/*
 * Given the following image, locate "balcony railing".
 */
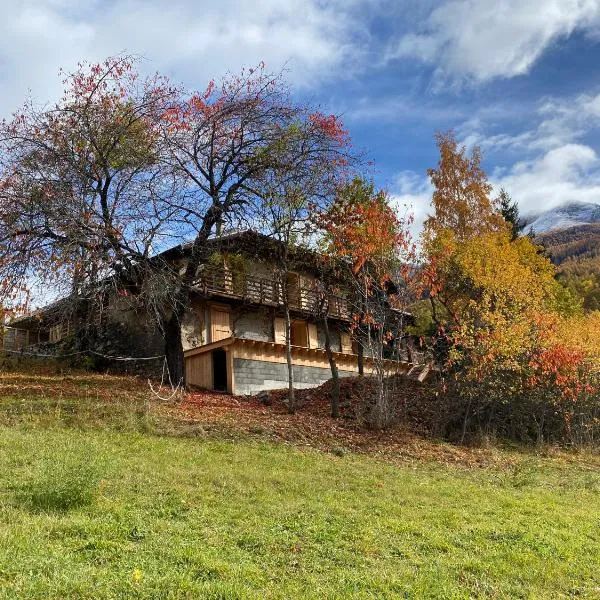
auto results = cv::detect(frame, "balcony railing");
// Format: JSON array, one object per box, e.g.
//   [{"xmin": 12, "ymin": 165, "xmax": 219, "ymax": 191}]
[{"xmin": 193, "ymin": 265, "xmax": 351, "ymax": 320}]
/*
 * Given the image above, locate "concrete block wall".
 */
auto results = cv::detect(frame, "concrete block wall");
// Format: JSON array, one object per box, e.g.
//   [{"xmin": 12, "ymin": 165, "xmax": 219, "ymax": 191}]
[{"xmin": 233, "ymin": 357, "xmax": 355, "ymax": 395}]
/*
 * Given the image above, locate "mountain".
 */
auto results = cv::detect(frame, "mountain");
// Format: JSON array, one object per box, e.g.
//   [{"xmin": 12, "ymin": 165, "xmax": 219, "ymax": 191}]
[
  {"xmin": 522, "ymin": 201, "xmax": 600, "ymax": 235},
  {"xmin": 530, "ymin": 205, "xmax": 600, "ymax": 312}
]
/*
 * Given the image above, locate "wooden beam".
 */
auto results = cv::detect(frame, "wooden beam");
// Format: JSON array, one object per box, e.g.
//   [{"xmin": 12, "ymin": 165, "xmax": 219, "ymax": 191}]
[{"xmin": 184, "ymin": 336, "xmax": 235, "ymax": 358}]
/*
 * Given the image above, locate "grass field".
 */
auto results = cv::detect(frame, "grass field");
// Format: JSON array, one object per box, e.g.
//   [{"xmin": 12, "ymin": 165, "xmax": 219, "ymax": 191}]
[{"xmin": 0, "ymin": 367, "xmax": 599, "ymax": 598}]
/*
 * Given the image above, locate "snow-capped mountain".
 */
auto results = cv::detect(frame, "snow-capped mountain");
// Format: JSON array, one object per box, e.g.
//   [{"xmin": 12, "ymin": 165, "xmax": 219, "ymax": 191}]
[{"xmin": 522, "ymin": 202, "xmax": 600, "ymax": 234}]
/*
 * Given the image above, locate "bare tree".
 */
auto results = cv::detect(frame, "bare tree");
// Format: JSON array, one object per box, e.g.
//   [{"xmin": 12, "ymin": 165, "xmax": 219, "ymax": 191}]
[
  {"xmin": 0, "ymin": 56, "xmax": 183, "ymax": 337},
  {"xmin": 0, "ymin": 58, "xmax": 351, "ymax": 386},
  {"xmin": 154, "ymin": 65, "xmax": 351, "ymax": 384}
]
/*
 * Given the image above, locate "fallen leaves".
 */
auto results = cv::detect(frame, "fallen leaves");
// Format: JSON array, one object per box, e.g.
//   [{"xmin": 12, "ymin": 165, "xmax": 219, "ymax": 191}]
[{"xmin": 2, "ymin": 367, "xmax": 596, "ymax": 471}]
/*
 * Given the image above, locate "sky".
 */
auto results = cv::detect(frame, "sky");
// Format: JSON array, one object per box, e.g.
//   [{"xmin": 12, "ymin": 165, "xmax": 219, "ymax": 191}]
[{"xmin": 3, "ymin": 0, "xmax": 600, "ymax": 232}]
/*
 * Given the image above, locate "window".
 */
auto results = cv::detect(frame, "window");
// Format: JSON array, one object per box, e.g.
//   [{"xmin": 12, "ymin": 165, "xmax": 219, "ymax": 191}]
[
  {"xmin": 49, "ymin": 322, "xmax": 70, "ymax": 343},
  {"xmin": 290, "ymin": 320, "xmax": 308, "ymax": 347},
  {"xmin": 274, "ymin": 318, "xmax": 317, "ymax": 348}
]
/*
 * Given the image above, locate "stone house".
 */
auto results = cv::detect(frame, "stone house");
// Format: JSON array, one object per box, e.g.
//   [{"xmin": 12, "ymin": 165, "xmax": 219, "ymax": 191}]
[{"xmin": 3, "ymin": 231, "xmax": 412, "ymax": 394}]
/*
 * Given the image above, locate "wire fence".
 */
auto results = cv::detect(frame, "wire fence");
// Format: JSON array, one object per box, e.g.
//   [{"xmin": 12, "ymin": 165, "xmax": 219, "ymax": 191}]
[
  {"xmin": 0, "ymin": 347, "xmax": 165, "ymax": 361},
  {"xmin": 0, "ymin": 347, "xmax": 183, "ymax": 400}
]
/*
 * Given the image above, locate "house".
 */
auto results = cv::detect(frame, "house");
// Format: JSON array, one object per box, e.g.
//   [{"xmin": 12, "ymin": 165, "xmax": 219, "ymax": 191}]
[{"xmin": 3, "ymin": 231, "xmax": 413, "ymax": 394}]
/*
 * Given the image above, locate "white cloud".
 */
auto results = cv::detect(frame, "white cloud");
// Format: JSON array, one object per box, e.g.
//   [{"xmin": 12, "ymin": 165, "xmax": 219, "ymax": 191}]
[
  {"xmin": 389, "ymin": 171, "xmax": 434, "ymax": 238},
  {"xmin": 494, "ymin": 144, "xmax": 600, "ymax": 216},
  {"xmin": 459, "ymin": 91, "xmax": 600, "ymax": 154},
  {"xmin": 391, "ymin": 142, "xmax": 600, "ymax": 233},
  {"xmin": 345, "ymin": 95, "xmax": 464, "ymax": 123},
  {"xmin": 389, "ymin": 0, "xmax": 600, "ymax": 84},
  {"xmin": 0, "ymin": 0, "xmax": 370, "ymax": 117},
  {"xmin": 454, "ymin": 90, "xmax": 600, "ymax": 216}
]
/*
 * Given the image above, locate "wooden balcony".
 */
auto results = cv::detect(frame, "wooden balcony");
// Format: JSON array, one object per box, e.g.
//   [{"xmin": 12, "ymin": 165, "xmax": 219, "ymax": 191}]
[{"xmin": 193, "ymin": 265, "xmax": 351, "ymax": 320}]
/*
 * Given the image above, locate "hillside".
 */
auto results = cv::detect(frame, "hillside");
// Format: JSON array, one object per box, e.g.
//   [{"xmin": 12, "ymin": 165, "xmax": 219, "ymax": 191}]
[
  {"xmin": 536, "ymin": 223, "xmax": 600, "ymax": 264},
  {"xmin": 536, "ymin": 224, "xmax": 600, "ymax": 311},
  {"xmin": 0, "ymin": 367, "xmax": 599, "ymax": 598},
  {"xmin": 518, "ymin": 204, "xmax": 600, "ymax": 310}
]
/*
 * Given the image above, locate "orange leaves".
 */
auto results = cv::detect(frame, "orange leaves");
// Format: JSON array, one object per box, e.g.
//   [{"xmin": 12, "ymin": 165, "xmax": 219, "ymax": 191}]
[
  {"xmin": 314, "ymin": 177, "xmax": 416, "ymax": 336},
  {"xmin": 527, "ymin": 343, "xmax": 592, "ymax": 401},
  {"xmin": 424, "ymin": 131, "xmax": 505, "ymax": 246},
  {"xmin": 320, "ymin": 178, "xmax": 414, "ymax": 276}
]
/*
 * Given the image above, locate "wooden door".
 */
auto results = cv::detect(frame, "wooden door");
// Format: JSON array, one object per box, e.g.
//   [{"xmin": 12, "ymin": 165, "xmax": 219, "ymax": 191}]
[
  {"xmin": 211, "ymin": 308, "xmax": 231, "ymax": 342},
  {"xmin": 291, "ymin": 320, "xmax": 308, "ymax": 347}
]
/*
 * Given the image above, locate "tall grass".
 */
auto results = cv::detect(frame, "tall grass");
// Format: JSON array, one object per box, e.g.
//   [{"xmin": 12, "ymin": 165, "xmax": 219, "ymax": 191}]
[{"xmin": 21, "ymin": 457, "xmax": 101, "ymax": 512}]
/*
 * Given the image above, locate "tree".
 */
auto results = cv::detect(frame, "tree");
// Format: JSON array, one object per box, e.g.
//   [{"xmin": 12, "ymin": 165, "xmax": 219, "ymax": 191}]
[
  {"xmin": 424, "ymin": 131, "xmax": 505, "ymax": 244},
  {"xmin": 156, "ymin": 64, "xmax": 351, "ymax": 384},
  {"xmin": 422, "ymin": 132, "xmax": 506, "ymax": 335},
  {"xmin": 258, "ymin": 190, "xmax": 308, "ymax": 414},
  {"xmin": 497, "ymin": 188, "xmax": 522, "ymax": 241},
  {"xmin": 252, "ymin": 114, "xmax": 350, "ymax": 413},
  {"xmin": 0, "ymin": 56, "xmax": 178, "ymax": 336},
  {"xmin": 316, "ymin": 177, "xmax": 415, "ymax": 424}
]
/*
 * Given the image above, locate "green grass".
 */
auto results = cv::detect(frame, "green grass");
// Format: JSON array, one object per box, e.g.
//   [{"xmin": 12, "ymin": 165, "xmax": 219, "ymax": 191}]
[
  {"xmin": 0, "ymin": 429, "xmax": 599, "ymax": 599},
  {"xmin": 0, "ymin": 369, "xmax": 599, "ymax": 598}
]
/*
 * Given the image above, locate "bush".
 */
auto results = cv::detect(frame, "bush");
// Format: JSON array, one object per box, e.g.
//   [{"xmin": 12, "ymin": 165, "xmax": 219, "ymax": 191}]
[{"xmin": 432, "ymin": 364, "xmax": 600, "ymax": 446}]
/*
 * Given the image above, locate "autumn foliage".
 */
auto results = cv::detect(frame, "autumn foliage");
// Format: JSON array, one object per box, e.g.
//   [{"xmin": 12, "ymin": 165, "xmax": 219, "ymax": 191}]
[
  {"xmin": 422, "ymin": 132, "xmax": 600, "ymax": 444},
  {"xmin": 319, "ymin": 178, "xmax": 414, "ymax": 281}
]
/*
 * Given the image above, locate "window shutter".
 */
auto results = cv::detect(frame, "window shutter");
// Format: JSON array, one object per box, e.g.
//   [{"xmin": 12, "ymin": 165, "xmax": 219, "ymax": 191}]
[
  {"xmin": 211, "ymin": 308, "xmax": 231, "ymax": 342},
  {"xmin": 274, "ymin": 317, "xmax": 286, "ymax": 344},
  {"xmin": 340, "ymin": 333, "xmax": 352, "ymax": 354}
]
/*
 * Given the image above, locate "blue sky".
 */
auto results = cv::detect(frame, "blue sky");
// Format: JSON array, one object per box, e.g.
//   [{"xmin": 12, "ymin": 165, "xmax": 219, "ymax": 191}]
[{"xmin": 3, "ymin": 0, "xmax": 600, "ymax": 230}]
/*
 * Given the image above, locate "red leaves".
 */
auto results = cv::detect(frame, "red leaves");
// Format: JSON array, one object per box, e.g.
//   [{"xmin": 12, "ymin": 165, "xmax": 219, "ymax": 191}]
[
  {"xmin": 528, "ymin": 343, "xmax": 595, "ymax": 401},
  {"xmin": 309, "ymin": 112, "xmax": 349, "ymax": 144},
  {"xmin": 319, "ymin": 180, "xmax": 415, "ymax": 280}
]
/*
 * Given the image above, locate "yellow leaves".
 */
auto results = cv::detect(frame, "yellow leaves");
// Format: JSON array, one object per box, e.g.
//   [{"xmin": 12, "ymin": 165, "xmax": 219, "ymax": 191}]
[
  {"xmin": 553, "ymin": 311, "xmax": 600, "ymax": 373},
  {"xmin": 421, "ymin": 133, "xmax": 599, "ymax": 404},
  {"xmin": 437, "ymin": 229, "xmax": 590, "ymax": 385}
]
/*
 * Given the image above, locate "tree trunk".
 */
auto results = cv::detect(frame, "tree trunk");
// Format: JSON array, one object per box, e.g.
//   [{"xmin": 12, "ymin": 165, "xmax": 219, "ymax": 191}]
[
  {"xmin": 357, "ymin": 340, "xmax": 364, "ymax": 376},
  {"xmin": 162, "ymin": 205, "xmax": 220, "ymax": 388},
  {"xmin": 322, "ymin": 315, "xmax": 340, "ymax": 418},
  {"xmin": 164, "ymin": 311, "xmax": 185, "ymax": 387},
  {"xmin": 284, "ymin": 304, "xmax": 295, "ymax": 413}
]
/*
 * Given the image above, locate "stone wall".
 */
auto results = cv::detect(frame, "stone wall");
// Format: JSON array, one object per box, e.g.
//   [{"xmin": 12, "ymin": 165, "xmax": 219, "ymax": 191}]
[
  {"xmin": 233, "ymin": 357, "xmax": 355, "ymax": 395},
  {"xmin": 316, "ymin": 325, "xmax": 342, "ymax": 352},
  {"xmin": 232, "ymin": 308, "xmax": 272, "ymax": 342},
  {"xmin": 181, "ymin": 299, "xmax": 207, "ymax": 350}
]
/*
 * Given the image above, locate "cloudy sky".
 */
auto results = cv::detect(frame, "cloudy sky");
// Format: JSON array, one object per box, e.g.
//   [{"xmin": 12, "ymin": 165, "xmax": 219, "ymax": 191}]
[{"xmin": 3, "ymin": 0, "xmax": 600, "ymax": 227}]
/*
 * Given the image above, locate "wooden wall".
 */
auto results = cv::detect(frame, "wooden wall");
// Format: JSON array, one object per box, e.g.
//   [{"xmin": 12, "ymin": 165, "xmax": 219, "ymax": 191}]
[{"xmin": 185, "ymin": 351, "xmax": 213, "ymax": 389}]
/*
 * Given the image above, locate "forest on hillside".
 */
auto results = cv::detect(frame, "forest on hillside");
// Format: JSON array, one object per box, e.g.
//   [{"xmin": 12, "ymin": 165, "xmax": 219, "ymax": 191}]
[{"xmin": 538, "ymin": 225, "xmax": 600, "ymax": 311}]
